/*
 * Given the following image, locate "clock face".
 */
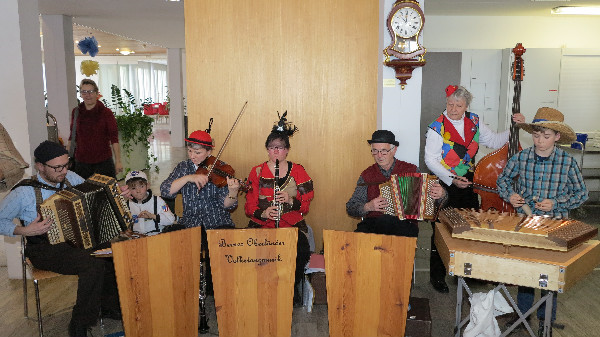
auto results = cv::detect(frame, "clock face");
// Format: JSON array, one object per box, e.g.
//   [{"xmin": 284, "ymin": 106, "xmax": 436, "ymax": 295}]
[{"xmin": 391, "ymin": 7, "xmax": 422, "ymax": 38}]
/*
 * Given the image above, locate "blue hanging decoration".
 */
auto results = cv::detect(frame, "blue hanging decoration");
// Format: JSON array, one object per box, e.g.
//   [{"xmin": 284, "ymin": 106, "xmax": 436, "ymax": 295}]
[{"xmin": 77, "ymin": 36, "xmax": 99, "ymax": 57}]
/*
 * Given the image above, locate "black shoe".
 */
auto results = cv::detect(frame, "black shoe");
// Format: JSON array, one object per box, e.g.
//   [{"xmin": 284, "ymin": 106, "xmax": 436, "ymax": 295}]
[
  {"xmin": 68, "ymin": 321, "xmax": 88, "ymax": 337},
  {"xmin": 101, "ymin": 309, "xmax": 122, "ymax": 321},
  {"xmin": 293, "ymin": 289, "xmax": 303, "ymax": 307},
  {"xmin": 430, "ymin": 279, "xmax": 449, "ymax": 293}
]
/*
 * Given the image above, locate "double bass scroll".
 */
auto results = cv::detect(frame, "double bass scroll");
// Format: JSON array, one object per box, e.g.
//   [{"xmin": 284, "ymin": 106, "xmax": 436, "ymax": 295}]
[{"xmin": 473, "ymin": 43, "xmax": 526, "ymax": 212}]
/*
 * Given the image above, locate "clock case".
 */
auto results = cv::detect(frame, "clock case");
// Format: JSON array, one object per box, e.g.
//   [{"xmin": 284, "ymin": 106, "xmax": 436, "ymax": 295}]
[{"xmin": 383, "ymin": 0, "xmax": 426, "ymax": 61}]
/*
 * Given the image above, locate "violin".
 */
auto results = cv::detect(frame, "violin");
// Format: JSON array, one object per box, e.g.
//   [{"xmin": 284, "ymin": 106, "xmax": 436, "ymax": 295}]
[
  {"xmin": 193, "ymin": 101, "xmax": 249, "ymax": 191},
  {"xmin": 195, "ymin": 155, "xmax": 250, "ymax": 192}
]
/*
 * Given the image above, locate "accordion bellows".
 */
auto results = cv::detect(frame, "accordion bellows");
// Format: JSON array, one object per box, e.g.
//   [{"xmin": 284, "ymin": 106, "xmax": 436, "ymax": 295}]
[
  {"xmin": 379, "ymin": 173, "xmax": 439, "ymax": 221},
  {"xmin": 40, "ymin": 174, "xmax": 133, "ymax": 249}
]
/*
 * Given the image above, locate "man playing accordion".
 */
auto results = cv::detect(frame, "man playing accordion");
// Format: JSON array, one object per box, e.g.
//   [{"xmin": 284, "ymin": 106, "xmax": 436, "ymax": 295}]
[
  {"xmin": 0, "ymin": 141, "xmax": 128, "ymax": 337},
  {"xmin": 347, "ymin": 130, "xmax": 447, "ymax": 237}
]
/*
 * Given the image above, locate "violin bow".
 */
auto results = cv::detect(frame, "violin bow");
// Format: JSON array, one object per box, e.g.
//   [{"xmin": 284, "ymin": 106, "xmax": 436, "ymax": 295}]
[
  {"xmin": 450, "ymin": 175, "xmax": 499, "ymax": 194},
  {"xmin": 206, "ymin": 101, "xmax": 248, "ymax": 177}
]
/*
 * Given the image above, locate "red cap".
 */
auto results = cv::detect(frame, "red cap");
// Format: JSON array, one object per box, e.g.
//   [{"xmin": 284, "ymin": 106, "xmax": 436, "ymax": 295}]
[
  {"xmin": 185, "ymin": 130, "xmax": 214, "ymax": 147},
  {"xmin": 445, "ymin": 85, "xmax": 458, "ymax": 97}
]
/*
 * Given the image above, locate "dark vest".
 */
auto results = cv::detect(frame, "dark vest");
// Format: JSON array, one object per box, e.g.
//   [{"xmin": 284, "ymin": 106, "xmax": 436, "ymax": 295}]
[{"xmin": 361, "ymin": 159, "xmax": 418, "ymax": 218}]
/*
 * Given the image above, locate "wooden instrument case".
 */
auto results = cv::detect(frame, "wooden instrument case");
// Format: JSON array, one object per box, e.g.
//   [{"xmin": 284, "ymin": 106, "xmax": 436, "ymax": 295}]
[{"xmin": 435, "ymin": 223, "xmax": 600, "ymax": 293}]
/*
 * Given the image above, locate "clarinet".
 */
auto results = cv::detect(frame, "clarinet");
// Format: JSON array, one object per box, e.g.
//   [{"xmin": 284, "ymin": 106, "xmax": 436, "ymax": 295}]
[
  {"xmin": 273, "ymin": 159, "xmax": 282, "ymax": 228},
  {"xmin": 198, "ymin": 242, "xmax": 209, "ymax": 333}
]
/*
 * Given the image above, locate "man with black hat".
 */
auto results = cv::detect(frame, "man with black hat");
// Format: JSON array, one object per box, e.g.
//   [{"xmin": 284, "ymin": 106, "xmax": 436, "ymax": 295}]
[
  {"xmin": 346, "ymin": 130, "xmax": 447, "ymax": 237},
  {"xmin": 0, "ymin": 141, "xmax": 123, "ymax": 337}
]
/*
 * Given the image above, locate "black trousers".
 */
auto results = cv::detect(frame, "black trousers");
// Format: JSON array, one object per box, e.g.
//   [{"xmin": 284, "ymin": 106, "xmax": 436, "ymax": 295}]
[
  {"xmin": 296, "ymin": 231, "xmax": 311, "ymax": 286},
  {"xmin": 430, "ymin": 172, "xmax": 480, "ymax": 281},
  {"xmin": 355, "ymin": 215, "xmax": 419, "ymax": 238},
  {"xmin": 25, "ymin": 242, "xmax": 120, "ymax": 328},
  {"xmin": 73, "ymin": 158, "xmax": 116, "ymax": 180}
]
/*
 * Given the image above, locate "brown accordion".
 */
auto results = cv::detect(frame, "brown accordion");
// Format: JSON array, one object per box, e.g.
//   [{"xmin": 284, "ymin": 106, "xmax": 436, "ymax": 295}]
[
  {"xmin": 40, "ymin": 174, "xmax": 133, "ymax": 249},
  {"xmin": 379, "ymin": 173, "xmax": 439, "ymax": 221}
]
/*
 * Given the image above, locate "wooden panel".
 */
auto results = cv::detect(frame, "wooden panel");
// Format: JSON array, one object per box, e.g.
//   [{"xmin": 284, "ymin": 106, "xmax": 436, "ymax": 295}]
[
  {"xmin": 184, "ymin": 0, "xmax": 379, "ymax": 250},
  {"xmin": 112, "ymin": 227, "xmax": 201, "ymax": 337},
  {"xmin": 435, "ymin": 223, "xmax": 600, "ymax": 292},
  {"xmin": 207, "ymin": 228, "xmax": 298, "ymax": 337},
  {"xmin": 323, "ymin": 230, "xmax": 417, "ymax": 337}
]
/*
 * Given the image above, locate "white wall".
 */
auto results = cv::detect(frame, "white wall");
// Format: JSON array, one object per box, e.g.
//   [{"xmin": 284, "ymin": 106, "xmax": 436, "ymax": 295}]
[
  {"xmin": 74, "ymin": 54, "xmax": 167, "ymax": 89},
  {"xmin": 427, "ymin": 16, "xmax": 600, "ymax": 50}
]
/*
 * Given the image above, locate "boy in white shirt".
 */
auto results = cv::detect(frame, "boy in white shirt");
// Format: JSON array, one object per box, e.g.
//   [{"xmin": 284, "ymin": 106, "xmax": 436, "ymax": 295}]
[{"xmin": 126, "ymin": 170, "xmax": 175, "ymax": 235}]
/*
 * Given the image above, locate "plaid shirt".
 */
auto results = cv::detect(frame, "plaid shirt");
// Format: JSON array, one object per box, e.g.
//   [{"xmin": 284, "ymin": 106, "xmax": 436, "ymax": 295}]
[
  {"xmin": 160, "ymin": 160, "xmax": 236, "ymax": 229},
  {"xmin": 497, "ymin": 146, "xmax": 588, "ymax": 219}
]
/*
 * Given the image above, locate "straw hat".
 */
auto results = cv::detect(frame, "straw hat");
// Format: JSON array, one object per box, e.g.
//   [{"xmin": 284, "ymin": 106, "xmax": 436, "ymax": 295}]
[{"xmin": 517, "ymin": 107, "xmax": 576, "ymax": 144}]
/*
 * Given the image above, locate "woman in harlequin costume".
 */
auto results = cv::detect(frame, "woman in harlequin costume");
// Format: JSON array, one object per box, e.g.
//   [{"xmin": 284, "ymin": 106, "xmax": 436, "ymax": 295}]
[
  {"xmin": 423, "ymin": 85, "xmax": 525, "ymax": 294},
  {"xmin": 244, "ymin": 111, "xmax": 313, "ymax": 306}
]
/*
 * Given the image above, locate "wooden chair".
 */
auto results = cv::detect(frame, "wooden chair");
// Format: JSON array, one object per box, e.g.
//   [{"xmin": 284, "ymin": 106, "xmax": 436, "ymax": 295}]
[{"xmin": 21, "ymin": 236, "xmax": 70, "ymax": 337}]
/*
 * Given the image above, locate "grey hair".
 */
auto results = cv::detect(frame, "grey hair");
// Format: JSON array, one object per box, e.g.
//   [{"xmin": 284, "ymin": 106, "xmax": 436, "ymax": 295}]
[
  {"xmin": 186, "ymin": 142, "xmax": 212, "ymax": 151},
  {"xmin": 447, "ymin": 85, "xmax": 473, "ymax": 107}
]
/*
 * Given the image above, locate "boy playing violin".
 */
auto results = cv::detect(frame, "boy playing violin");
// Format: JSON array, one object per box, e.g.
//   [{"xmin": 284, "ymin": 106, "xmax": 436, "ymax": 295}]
[
  {"xmin": 160, "ymin": 127, "xmax": 240, "ymax": 296},
  {"xmin": 160, "ymin": 128, "xmax": 240, "ymax": 229}
]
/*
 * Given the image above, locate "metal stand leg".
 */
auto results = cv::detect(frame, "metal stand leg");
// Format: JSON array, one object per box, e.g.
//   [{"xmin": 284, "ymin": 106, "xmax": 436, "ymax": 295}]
[
  {"xmin": 455, "ymin": 277, "xmax": 463, "ymax": 337},
  {"xmin": 542, "ymin": 291, "xmax": 554, "ymax": 337},
  {"xmin": 34, "ymin": 279, "xmax": 43, "ymax": 337},
  {"xmin": 453, "ymin": 278, "xmax": 555, "ymax": 337},
  {"xmin": 23, "ymin": 263, "xmax": 28, "ymax": 318},
  {"xmin": 454, "ymin": 277, "xmax": 473, "ymax": 337}
]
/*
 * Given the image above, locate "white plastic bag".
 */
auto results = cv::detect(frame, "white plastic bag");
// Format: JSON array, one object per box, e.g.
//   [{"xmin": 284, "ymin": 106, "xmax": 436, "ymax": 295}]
[{"xmin": 463, "ymin": 289, "xmax": 514, "ymax": 337}]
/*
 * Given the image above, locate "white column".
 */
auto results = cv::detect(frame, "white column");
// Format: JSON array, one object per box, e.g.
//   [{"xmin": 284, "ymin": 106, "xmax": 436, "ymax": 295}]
[
  {"xmin": 0, "ymin": 0, "xmax": 46, "ymax": 279},
  {"xmin": 41, "ymin": 15, "xmax": 78, "ymax": 143},
  {"xmin": 168, "ymin": 48, "xmax": 185, "ymax": 147},
  {"xmin": 380, "ymin": 0, "xmax": 424, "ymax": 165}
]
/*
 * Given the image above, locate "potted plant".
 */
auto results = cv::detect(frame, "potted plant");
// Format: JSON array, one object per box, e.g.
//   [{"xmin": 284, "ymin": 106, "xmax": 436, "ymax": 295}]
[{"xmin": 104, "ymin": 85, "xmax": 157, "ymax": 180}]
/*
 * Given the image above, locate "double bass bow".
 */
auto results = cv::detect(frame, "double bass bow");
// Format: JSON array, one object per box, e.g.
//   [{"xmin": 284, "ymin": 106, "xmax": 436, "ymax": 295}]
[
  {"xmin": 473, "ymin": 43, "xmax": 526, "ymax": 212},
  {"xmin": 195, "ymin": 101, "xmax": 251, "ymax": 191}
]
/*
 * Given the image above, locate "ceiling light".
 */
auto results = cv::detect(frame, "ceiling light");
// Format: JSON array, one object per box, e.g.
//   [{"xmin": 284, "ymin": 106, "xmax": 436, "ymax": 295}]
[{"xmin": 551, "ymin": 6, "xmax": 600, "ymax": 15}]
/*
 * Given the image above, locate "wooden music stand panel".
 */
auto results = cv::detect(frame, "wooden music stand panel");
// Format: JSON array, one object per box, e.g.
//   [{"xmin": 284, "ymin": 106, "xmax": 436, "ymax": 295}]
[
  {"xmin": 112, "ymin": 227, "xmax": 201, "ymax": 337},
  {"xmin": 207, "ymin": 228, "xmax": 298, "ymax": 337},
  {"xmin": 323, "ymin": 230, "xmax": 417, "ymax": 337},
  {"xmin": 435, "ymin": 223, "xmax": 600, "ymax": 292}
]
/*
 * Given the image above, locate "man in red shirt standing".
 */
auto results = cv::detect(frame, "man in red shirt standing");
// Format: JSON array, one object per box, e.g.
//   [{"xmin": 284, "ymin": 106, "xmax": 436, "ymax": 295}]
[{"xmin": 69, "ymin": 79, "xmax": 122, "ymax": 179}]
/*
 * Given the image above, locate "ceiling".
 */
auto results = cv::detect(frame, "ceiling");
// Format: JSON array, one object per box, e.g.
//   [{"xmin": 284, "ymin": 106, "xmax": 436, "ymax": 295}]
[{"xmin": 37, "ymin": 0, "xmax": 600, "ymax": 57}]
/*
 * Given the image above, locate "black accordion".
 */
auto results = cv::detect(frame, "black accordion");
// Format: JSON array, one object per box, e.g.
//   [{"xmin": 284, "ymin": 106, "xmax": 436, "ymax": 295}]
[{"xmin": 40, "ymin": 174, "xmax": 133, "ymax": 249}]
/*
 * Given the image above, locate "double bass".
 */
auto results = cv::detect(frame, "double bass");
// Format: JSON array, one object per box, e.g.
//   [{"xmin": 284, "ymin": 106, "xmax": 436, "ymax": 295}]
[{"xmin": 473, "ymin": 43, "xmax": 526, "ymax": 212}]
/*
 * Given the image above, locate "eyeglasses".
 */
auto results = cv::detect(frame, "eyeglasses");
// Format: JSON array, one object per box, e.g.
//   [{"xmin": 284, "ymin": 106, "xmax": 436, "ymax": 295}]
[
  {"xmin": 267, "ymin": 146, "xmax": 286, "ymax": 151},
  {"xmin": 371, "ymin": 148, "xmax": 393, "ymax": 155},
  {"xmin": 80, "ymin": 90, "xmax": 97, "ymax": 95},
  {"xmin": 43, "ymin": 162, "xmax": 71, "ymax": 172}
]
